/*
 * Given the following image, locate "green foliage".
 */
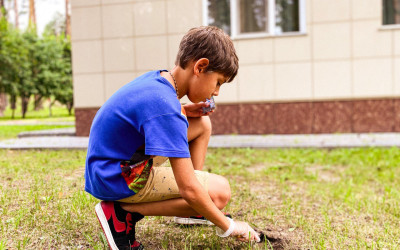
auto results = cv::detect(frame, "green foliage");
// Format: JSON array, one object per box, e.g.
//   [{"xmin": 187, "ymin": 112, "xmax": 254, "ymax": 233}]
[
  {"xmin": 0, "ymin": 17, "xmax": 73, "ymax": 118},
  {"xmin": 43, "ymin": 12, "xmax": 66, "ymax": 37},
  {"xmin": 53, "ymin": 34, "xmax": 73, "ymax": 115}
]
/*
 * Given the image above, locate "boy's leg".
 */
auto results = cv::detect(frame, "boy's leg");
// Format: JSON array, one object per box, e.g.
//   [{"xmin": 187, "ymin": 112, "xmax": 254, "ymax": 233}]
[
  {"xmin": 95, "ymin": 166, "xmax": 231, "ymax": 250},
  {"xmin": 175, "ymin": 116, "xmax": 232, "ymax": 224},
  {"xmin": 187, "ymin": 116, "xmax": 212, "ymax": 170},
  {"xmin": 97, "ymin": 116, "xmax": 219, "ymax": 248},
  {"xmin": 120, "ymin": 171, "xmax": 230, "ymax": 216}
]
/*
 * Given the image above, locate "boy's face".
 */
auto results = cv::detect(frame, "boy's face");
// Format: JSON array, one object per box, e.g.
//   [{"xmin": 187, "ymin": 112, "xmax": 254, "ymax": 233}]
[{"xmin": 187, "ymin": 71, "xmax": 227, "ymax": 103}]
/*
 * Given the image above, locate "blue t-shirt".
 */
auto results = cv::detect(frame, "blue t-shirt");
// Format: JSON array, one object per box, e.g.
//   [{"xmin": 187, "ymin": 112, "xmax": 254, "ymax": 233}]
[{"xmin": 85, "ymin": 70, "xmax": 190, "ymax": 200}]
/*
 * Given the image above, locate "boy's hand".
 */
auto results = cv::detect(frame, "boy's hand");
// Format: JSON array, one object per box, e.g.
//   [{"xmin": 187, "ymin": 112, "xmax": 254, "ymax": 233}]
[
  {"xmin": 231, "ymin": 221, "xmax": 261, "ymax": 242},
  {"xmin": 183, "ymin": 102, "xmax": 214, "ymax": 117}
]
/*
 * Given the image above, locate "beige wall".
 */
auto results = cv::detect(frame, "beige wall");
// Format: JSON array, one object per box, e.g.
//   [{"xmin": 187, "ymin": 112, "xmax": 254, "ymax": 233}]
[
  {"xmin": 71, "ymin": 0, "xmax": 203, "ymax": 108},
  {"xmin": 71, "ymin": 0, "xmax": 400, "ymax": 108}
]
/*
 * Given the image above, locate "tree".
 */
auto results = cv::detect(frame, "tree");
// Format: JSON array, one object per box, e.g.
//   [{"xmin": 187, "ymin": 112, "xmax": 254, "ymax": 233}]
[
  {"xmin": 35, "ymin": 33, "xmax": 62, "ymax": 116},
  {"xmin": 0, "ymin": 0, "xmax": 4, "ymax": 16},
  {"xmin": 30, "ymin": 28, "xmax": 73, "ymax": 116},
  {"xmin": 0, "ymin": 12, "xmax": 74, "ymax": 118},
  {"xmin": 0, "ymin": 0, "xmax": 5, "ymax": 15},
  {"xmin": 28, "ymin": 0, "xmax": 35, "ymax": 30},
  {"xmin": 65, "ymin": 0, "xmax": 70, "ymax": 36},
  {"xmin": 43, "ymin": 12, "xmax": 65, "ymax": 36},
  {"xmin": 54, "ymin": 34, "xmax": 73, "ymax": 115},
  {"xmin": 0, "ymin": 21, "xmax": 34, "ymax": 118},
  {"xmin": 17, "ymin": 29, "xmax": 36, "ymax": 118},
  {"xmin": 0, "ymin": 16, "xmax": 8, "ymax": 116},
  {"xmin": 14, "ymin": 0, "xmax": 19, "ymax": 28},
  {"xmin": 43, "ymin": 14, "xmax": 73, "ymax": 115}
]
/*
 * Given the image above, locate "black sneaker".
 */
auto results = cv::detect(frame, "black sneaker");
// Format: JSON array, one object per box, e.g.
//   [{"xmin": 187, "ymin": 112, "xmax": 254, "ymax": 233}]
[
  {"xmin": 174, "ymin": 213, "xmax": 232, "ymax": 225},
  {"xmin": 95, "ymin": 201, "xmax": 144, "ymax": 250}
]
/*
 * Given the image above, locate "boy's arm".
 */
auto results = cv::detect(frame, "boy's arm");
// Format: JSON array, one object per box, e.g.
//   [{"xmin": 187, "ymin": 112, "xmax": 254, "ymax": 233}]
[
  {"xmin": 183, "ymin": 102, "xmax": 214, "ymax": 117},
  {"xmin": 169, "ymin": 157, "xmax": 230, "ymax": 231}
]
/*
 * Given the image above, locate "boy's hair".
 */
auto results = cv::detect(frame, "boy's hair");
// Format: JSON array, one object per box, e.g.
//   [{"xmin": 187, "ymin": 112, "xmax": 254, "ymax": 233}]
[{"xmin": 175, "ymin": 26, "xmax": 239, "ymax": 82}]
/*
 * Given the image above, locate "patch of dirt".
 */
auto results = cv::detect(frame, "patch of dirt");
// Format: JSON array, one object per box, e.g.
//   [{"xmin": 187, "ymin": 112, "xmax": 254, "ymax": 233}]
[
  {"xmin": 257, "ymin": 228, "xmax": 288, "ymax": 249},
  {"xmin": 246, "ymin": 162, "xmax": 289, "ymax": 174},
  {"xmin": 244, "ymin": 180, "xmax": 311, "ymax": 249},
  {"xmin": 64, "ymin": 167, "xmax": 85, "ymax": 180},
  {"xmin": 306, "ymin": 165, "xmax": 342, "ymax": 183},
  {"xmin": 254, "ymin": 224, "xmax": 308, "ymax": 250},
  {"xmin": 246, "ymin": 164, "xmax": 266, "ymax": 174}
]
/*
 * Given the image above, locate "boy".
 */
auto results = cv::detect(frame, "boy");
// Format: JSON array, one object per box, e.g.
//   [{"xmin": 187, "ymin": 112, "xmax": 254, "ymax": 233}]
[{"xmin": 85, "ymin": 26, "xmax": 260, "ymax": 250}]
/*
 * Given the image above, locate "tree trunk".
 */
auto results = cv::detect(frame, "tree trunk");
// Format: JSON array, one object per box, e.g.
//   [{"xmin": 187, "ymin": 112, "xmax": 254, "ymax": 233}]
[
  {"xmin": 65, "ymin": 0, "xmax": 71, "ymax": 36},
  {"xmin": 21, "ymin": 96, "xmax": 30, "ymax": 118},
  {"xmin": 34, "ymin": 94, "xmax": 43, "ymax": 110},
  {"xmin": 49, "ymin": 98, "xmax": 56, "ymax": 117},
  {"xmin": 14, "ymin": 0, "xmax": 19, "ymax": 28},
  {"xmin": 67, "ymin": 102, "xmax": 73, "ymax": 115},
  {"xmin": 29, "ymin": 0, "xmax": 36, "ymax": 31},
  {"xmin": 0, "ymin": 93, "xmax": 7, "ymax": 117},
  {"xmin": 10, "ymin": 95, "xmax": 16, "ymax": 119},
  {"xmin": 0, "ymin": 0, "xmax": 4, "ymax": 18}
]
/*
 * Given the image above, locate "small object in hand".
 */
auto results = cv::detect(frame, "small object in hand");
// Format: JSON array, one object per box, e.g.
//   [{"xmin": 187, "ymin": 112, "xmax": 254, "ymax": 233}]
[{"xmin": 202, "ymin": 96, "xmax": 216, "ymax": 114}]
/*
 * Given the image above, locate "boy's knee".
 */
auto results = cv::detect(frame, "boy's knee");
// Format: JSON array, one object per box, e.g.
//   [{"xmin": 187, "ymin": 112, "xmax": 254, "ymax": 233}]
[
  {"xmin": 188, "ymin": 116, "xmax": 212, "ymax": 142},
  {"xmin": 208, "ymin": 174, "xmax": 231, "ymax": 210},
  {"xmin": 200, "ymin": 116, "xmax": 212, "ymax": 136}
]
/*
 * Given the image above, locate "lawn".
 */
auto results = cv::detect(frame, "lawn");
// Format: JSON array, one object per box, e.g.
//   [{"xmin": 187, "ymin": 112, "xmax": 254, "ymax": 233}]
[
  {"xmin": 0, "ymin": 101, "xmax": 75, "ymax": 141},
  {"xmin": 0, "ymin": 100, "xmax": 74, "ymax": 121},
  {"xmin": 0, "ymin": 148, "xmax": 399, "ymax": 249},
  {"xmin": 0, "ymin": 124, "xmax": 74, "ymax": 141}
]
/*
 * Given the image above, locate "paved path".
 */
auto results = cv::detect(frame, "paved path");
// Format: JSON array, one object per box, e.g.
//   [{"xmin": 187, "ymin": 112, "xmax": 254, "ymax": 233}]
[
  {"xmin": 1, "ymin": 131, "xmax": 400, "ymax": 150},
  {"xmin": 0, "ymin": 136, "xmax": 89, "ymax": 149},
  {"xmin": 18, "ymin": 128, "xmax": 75, "ymax": 138}
]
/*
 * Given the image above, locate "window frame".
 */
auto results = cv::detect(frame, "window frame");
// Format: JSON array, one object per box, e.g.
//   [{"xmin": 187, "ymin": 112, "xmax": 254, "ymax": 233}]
[{"xmin": 202, "ymin": 0, "xmax": 307, "ymax": 39}]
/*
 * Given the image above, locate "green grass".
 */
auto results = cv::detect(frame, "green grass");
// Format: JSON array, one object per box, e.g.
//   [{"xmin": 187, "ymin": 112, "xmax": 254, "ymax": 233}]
[
  {"xmin": 1, "ymin": 148, "xmax": 400, "ymax": 249},
  {"xmin": 0, "ymin": 125, "xmax": 74, "ymax": 140},
  {"xmin": 0, "ymin": 98, "xmax": 74, "ymax": 121},
  {"xmin": 0, "ymin": 98, "xmax": 75, "ymax": 140}
]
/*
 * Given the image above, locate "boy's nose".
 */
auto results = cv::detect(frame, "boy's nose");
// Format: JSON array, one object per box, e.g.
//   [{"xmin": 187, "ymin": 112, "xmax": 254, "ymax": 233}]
[{"xmin": 213, "ymin": 86, "xmax": 220, "ymax": 96}]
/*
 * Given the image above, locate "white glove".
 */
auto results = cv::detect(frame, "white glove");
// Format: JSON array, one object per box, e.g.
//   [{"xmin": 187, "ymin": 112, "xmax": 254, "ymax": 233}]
[{"xmin": 216, "ymin": 218, "xmax": 260, "ymax": 242}]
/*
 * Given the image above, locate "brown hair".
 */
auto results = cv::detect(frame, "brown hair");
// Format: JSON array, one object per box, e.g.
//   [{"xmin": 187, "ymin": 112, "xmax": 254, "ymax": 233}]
[{"xmin": 175, "ymin": 26, "xmax": 239, "ymax": 82}]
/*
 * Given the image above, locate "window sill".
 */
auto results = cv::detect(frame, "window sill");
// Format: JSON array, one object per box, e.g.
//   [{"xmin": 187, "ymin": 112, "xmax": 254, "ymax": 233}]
[
  {"xmin": 232, "ymin": 32, "xmax": 307, "ymax": 40},
  {"xmin": 379, "ymin": 24, "xmax": 400, "ymax": 30}
]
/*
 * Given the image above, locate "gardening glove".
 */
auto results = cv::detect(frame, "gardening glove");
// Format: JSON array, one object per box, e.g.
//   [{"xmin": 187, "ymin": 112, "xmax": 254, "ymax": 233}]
[{"xmin": 216, "ymin": 218, "xmax": 261, "ymax": 242}]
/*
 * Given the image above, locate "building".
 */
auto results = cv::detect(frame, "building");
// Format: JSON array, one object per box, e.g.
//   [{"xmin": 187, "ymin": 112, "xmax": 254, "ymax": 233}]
[{"xmin": 71, "ymin": 0, "xmax": 400, "ymax": 136}]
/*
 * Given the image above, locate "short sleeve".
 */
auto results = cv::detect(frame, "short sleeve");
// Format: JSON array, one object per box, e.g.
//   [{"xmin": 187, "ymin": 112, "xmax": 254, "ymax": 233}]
[{"xmin": 142, "ymin": 113, "xmax": 190, "ymax": 158}]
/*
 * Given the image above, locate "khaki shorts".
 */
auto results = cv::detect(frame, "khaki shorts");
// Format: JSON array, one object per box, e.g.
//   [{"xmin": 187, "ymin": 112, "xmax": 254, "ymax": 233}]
[{"xmin": 118, "ymin": 166, "xmax": 209, "ymax": 203}]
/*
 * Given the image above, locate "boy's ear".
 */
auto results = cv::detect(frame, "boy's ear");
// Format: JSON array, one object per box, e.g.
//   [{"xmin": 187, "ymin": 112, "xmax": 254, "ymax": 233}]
[{"xmin": 194, "ymin": 58, "xmax": 209, "ymax": 75}]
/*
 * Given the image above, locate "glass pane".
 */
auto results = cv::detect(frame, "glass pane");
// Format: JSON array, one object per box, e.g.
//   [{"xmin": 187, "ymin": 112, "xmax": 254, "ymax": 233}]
[
  {"xmin": 207, "ymin": 0, "xmax": 231, "ymax": 35},
  {"xmin": 383, "ymin": 0, "xmax": 400, "ymax": 25},
  {"xmin": 275, "ymin": 0, "xmax": 299, "ymax": 33},
  {"xmin": 239, "ymin": 0, "xmax": 268, "ymax": 34}
]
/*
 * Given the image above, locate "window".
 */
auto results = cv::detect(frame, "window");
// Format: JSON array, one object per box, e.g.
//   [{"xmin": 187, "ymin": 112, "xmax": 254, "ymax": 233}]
[
  {"xmin": 206, "ymin": 0, "xmax": 231, "ymax": 35},
  {"xmin": 239, "ymin": 0, "xmax": 268, "ymax": 33},
  {"xmin": 383, "ymin": 0, "xmax": 400, "ymax": 25},
  {"xmin": 203, "ymin": 0, "xmax": 306, "ymax": 39}
]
